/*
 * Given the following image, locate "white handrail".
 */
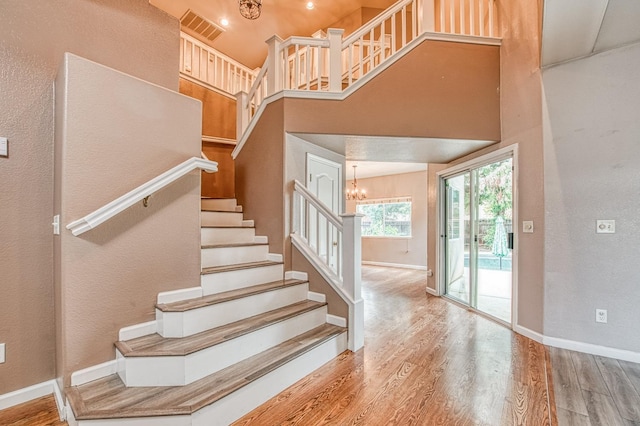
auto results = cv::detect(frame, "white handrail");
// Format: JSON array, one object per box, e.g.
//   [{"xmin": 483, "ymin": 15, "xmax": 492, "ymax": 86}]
[
  {"xmin": 66, "ymin": 157, "xmax": 218, "ymax": 236},
  {"xmin": 292, "ymin": 179, "xmax": 364, "ymax": 351}
]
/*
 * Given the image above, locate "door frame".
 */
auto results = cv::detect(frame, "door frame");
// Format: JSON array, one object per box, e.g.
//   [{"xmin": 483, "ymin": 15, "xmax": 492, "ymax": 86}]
[{"xmin": 435, "ymin": 144, "xmax": 519, "ymax": 328}]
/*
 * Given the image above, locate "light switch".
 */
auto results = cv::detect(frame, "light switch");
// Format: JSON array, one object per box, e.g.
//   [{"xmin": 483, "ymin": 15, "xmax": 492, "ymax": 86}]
[
  {"xmin": 522, "ymin": 221, "xmax": 534, "ymax": 233},
  {"xmin": 596, "ymin": 220, "xmax": 615, "ymax": 234},
  {"xmin": 0, "ymin": 137, "xmax": 7, "ymax": 157}
]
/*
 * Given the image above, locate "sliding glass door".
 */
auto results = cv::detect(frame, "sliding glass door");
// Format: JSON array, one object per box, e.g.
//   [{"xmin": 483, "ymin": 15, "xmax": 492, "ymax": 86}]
[{"xmin": 443, "ymin": 157, "xmax": 513, "ymax": 324}]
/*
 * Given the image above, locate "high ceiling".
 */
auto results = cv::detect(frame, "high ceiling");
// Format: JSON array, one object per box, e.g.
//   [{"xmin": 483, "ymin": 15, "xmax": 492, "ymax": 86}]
[
  {"xmin": 542, "ymin": 0, "xmax": 640, "ymax": 67},
  {"xmin": 150, "ymin": 0, "xmax": 396, "ymax": 68}
]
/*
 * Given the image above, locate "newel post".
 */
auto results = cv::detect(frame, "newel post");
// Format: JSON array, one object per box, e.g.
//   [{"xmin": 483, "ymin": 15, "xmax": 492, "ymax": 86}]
[
  {"xmin": 327, "ymin": 28, "xmax": 345, "ymax": 93},
  {"xmin": 235, "ymin": 91, "xmax": 249, "ymax": 140},
  {"xmin": 266, "ymin": 35, "xmax": 283, "ymax": 95},
  {"xmin": 341, "ymin": 213, "xmax": 364, "ymax": 351},
  {"xmin": 420, "ymin": 0, "xmax": 436, "ymax": 33}
]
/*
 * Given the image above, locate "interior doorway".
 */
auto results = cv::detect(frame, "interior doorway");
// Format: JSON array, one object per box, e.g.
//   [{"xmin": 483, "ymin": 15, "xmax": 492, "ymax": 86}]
[
  {"xmin": 439, "ymin": 149, "xmax": 515, "ymax": 325},
  {"xmin": 306, "ymin": 153, "xmax": 342, "ymax": 269}
]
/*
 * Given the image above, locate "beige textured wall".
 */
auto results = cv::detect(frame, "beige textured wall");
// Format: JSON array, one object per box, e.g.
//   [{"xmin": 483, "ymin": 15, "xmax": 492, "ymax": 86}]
[
  {"xmin": 284, "ymin": 40, "xmax": 500, "ymax": 142},
  {"xmin": 55, "ymin": 54, "xmax": 202, "ymax": 388},
  {"xmin": 0, "ymin": 0, "xmax": 178, "ymax": 395},
  {"xmin": 235, "ymin": 100, "xmax": 286, "ymax": 266},
  {"xmin": 346, "ymin": 171, "xmax": 428, "ymax": 268},
  {"xmin": 447, "ymin": 1, "xmax": 545, "ymax": 332}
]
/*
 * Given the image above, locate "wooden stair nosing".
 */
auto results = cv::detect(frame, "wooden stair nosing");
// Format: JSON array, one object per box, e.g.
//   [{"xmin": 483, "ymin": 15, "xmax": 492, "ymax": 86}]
[
  {"xmin": 200, "ymin": 260, "xmax": 282, "ymax": 276},
  {"xmin": 155, "ymin": 278, "xmax": 307, "ymax": 312},
  {"xmin": 69, "ymin": 324, "xmax": 347, "ymax": 420},
  {"xmin": 116, "ymin": 300, "xmax": 327, "ymax": 357},
  {"xmin": 201, "ymin": 242, "xmax": 268, "ymax": 249}
]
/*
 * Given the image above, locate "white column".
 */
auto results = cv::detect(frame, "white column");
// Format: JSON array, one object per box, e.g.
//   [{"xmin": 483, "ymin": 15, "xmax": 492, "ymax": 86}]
[
  {"xmin": 266, "ymin": 35, "xmax": 283, "ymax": 96},
  {"xmin": 421, "ymin": 0, "xmax": 436, "ymax": 33},
  {"xmin": 235, "ymin": 91, "xmax": 249, "ymax": 140},
  {"xmin": 341, "ymin": 213, "xmax": 364, "ymax": 351},
  {"xmin": 327, "ymin": 28, "xmax": 345, "ymax": 93}
]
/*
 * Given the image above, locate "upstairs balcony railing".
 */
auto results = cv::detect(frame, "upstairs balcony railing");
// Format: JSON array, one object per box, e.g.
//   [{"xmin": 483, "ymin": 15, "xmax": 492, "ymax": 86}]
[
  {"xmin": 235, "ymin": 0, "xmax": 499, "ymax": 141},
  {"xmin": 180, "ymin": 32, "xmax": 258, "ymax": 95}
]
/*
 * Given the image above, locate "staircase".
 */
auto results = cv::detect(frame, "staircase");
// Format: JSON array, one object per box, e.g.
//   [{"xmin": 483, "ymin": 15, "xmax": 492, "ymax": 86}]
[{"xmin": 66, "ymin": 198, "xmax": 348, "ymax": 425}]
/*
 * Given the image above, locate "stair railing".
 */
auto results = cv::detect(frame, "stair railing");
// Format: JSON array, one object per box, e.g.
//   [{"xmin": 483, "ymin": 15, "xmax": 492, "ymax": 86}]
[
  {"xmin": 180, "ymin": 32, "xmax": 259, "ymax": 95},
  {"xmin": 237, "ymin": 0, "xmax": 501, "ymax": 139},
  {"xmin": 292, "ymin": 180, "xmax": 364, "ymax": 352},
  {"xmin": 66, "ymin": 157, "xmax": 218, "ymax": 236}
]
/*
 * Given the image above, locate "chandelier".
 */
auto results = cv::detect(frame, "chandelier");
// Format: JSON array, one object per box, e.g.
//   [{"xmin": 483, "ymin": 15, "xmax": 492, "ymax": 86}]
[
  {"xmin": 346, "ymin": 165, "xmax": 367, "ymax": 201},
  {"xmin": 239, "ymin": 0, "xmax": 262, "ymax": 20}
]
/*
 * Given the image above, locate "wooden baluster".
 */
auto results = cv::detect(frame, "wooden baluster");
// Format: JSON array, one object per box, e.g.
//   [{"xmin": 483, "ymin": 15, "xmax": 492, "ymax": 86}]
[
  {"xmin": 460, "ymin": 0, "xmax": 466, "ymax": 35},
  {"xmin": 391, "ymin": 13, "xmax": 397, "ymax": 53},
  {"xmin": 235, "ymin": 91, "xmax": 249, "ymax": 141},
  {"xmin": 470, "ymin": 0, "xmax": 475, "ymax": 36},
  {"xmin": 479, "ymin": 0, "xmax": 484, "ymax": 36},
  {"xmin": 402, "ymin": 6, "xmax": 407, "ymax": 46}
]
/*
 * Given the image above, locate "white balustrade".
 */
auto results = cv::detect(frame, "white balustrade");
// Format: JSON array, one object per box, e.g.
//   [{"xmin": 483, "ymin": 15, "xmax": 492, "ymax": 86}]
[
  {"xmin": 180, "ymin": 32, "xmax": 258, "ymax": 95},
  {"xmin": 292, "ymin": 180, "xmax": 364, "ymax": 351},
  {"xmin": 235, "ymin": 0, "xmax": 499, "ymax": 137}
]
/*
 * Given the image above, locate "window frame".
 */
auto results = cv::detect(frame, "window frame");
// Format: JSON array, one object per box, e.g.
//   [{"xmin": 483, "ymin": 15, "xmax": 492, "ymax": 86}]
[{"xmin": 356, "ymin": 197, "xmax": 412, "ymax": 239}]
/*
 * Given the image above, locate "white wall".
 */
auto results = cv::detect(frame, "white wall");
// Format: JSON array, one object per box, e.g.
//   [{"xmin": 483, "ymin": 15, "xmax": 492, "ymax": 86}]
[{"xmin": 542, "ymin": 42, "xmax": 640, "ymax": 353}]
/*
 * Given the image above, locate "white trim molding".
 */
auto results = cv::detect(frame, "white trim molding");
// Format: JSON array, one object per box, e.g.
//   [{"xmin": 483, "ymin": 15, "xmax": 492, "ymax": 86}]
[
  {"xmin": 362, "ymin": 261, "xmax": 428, "ymax": 271},
  {"xmin": 70, "ymin": 360, "xmax": 118, "ymax": 387},
  {"xmin": 514, "ymin": 324, "xmax": 640, "ymax": 364},
  {"xmin": 0, "ymin": 379, "xmax": 65, "ymax": 420},
  {"xmin": 66, "ymin": 157, "xmax": 218, "ymax": 236}
]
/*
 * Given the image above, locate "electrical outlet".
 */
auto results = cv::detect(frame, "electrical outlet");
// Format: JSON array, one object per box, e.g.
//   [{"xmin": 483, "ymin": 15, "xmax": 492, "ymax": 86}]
[
  {"xmin": 596, "ymin": 220, "xmax": 615, "ymax": 233},
  {"xmin": 596, "ymin": 309, "xmax": 607, "ymax": 324},
  {"xmin": 0, "ymin": 137, "xmax": 8, "ymax": 157},
  {"xmin": 0, "ymin": 343, "xmax": 5, "ymax": 363}
]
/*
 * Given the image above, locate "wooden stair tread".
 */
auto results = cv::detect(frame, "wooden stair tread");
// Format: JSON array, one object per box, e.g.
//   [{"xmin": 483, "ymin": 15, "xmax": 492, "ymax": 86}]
[
  {"xmin": 156, "ymin": 279, "xmax": 307, "ymax": 312},
  {"xmin": 116, "ymin": 300, "xmax": 326, "ymax": 357},
  {"xmin": 68, "ymin": 324, "xmax": 347, "ymax": 420},
  {"xmin": 201, "ymin": 260, "xmax": 282, "ymax": 275},
  {"xmin": 201, "ymin": 242, "xmax": 268, "ymax": 249}
]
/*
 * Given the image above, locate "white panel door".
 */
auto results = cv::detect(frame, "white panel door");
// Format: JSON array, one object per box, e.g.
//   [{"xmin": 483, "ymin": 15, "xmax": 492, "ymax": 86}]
[{"xmin": 306, "ymin": 154, "xmax": 342, "ymax": 269}]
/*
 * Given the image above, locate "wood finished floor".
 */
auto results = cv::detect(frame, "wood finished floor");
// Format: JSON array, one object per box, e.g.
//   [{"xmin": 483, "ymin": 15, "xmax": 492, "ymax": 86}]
[
  {"xmin": 233, "ymin": 266, "xmax": 556, "ymax": 425},
  {"xmin": 550, "ymin": 346, "xmax": 640, "ymax": 425},
  {"xmin": 6, "ymin": 265, "xmax": 640, "ymax": 425}
]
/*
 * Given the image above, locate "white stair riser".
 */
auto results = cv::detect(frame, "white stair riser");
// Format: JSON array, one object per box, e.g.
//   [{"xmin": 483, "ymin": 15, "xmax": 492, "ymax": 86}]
[
  {"xmin": 200, "ymin": 199, "xmax": 238, "ymax": 212},
  {"xmin": 192, "ymin": 331, "xmax": 347, "ymax": 426},
  {"xmin": 201, "ymin": 264, "xmax": 284, "ymax": 295},
  {"xmin": 200, "ymin": 227, "xmax": 256, "ymax": 245},
  {"xmin": 157, "ymin": 283, "xmax": 309, "ymax": 338},
  {"xmin": 118, "ymin": 307, "xmax": 327, "ymax": 387},
  {"xmin": 72, "ymin": 332, "xmax": 347, "ymax": 426},
  {"xmin": 200, "ymin": 211, "xmax": 243, "ymax": 227},
  {"xmin": 201, "ymin": 245, "xmax": 269, "ymax": 268}
]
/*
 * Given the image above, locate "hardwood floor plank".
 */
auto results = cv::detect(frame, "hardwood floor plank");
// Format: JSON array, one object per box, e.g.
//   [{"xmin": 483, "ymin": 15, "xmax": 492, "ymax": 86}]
[
  {"xmin": 556, "ymin": 407, "xmax": 592, "ymax": 426},
  {"xmin": 595, "ymin": 356, "xmax": 640, "ymax": 422},
  {"xmin": 571, "ymin": 351, "xmax": 610, "ymax": 395},
  {"xmin": 0, "ymin": 396, "xmax": 65, "ymax": 426},
  {"xmin": 550, "ymin": 346, "xmax": 589, "ymax": 415},
  {"xmin": 582, "ymin": 389, "xmax": 631, "ymax": 426},
  {"xmin": 619, "ymin": 360, "xmax": 640, "ymax": 397}
]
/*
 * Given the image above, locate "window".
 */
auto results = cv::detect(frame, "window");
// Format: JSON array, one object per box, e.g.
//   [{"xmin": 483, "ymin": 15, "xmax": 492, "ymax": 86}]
[{"xmin": 356, "ymin": 197, "xmax": 411, "ymax": 237}]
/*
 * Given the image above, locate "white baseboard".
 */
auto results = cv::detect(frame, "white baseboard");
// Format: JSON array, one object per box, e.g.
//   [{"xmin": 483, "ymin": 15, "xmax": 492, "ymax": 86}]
[
  {"xmin": 514, "ymin": 324, "xmax": 640, "ymax": 363},
  {"xmin": 267, "ymin": 253, "xmax": 283, "ymax": 262},
  {"xmin": 0, "ymin": 379, "xmax": 64, "ymax": 419},
  {"xmin": 362, "ymin": 261, "xmax": 428, "ymax": 271},
  {"xmin": 307, "ymin": 291, "xmax": 326, "ymax": 303},
  {"xmin": 157, "ymin": 287, "xmax": 202, "ymax": 305},
  {"xmin": 425, "ymin": 286, "xmax": 438, "ymax": 296},
  {"xmin": 119, "ymin": 320, "xmax": 158, "ymax": 341},
  {"xmin": 327, "ymin": 314, "xmax": 347, "ymax": 327},
  {"xmin": 71, "ymin": 359, "xmax": 117, "ymax": 387},
  {"xmin": 285, "ymin": 270, "xmax": 308, "ymax": 281}
]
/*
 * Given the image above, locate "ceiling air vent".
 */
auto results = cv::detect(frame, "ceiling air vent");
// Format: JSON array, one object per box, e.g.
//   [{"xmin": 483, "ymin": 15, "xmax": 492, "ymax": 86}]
[{"xmin": 180, "ymin": 9, "xmax": 225, "ymax": 45}]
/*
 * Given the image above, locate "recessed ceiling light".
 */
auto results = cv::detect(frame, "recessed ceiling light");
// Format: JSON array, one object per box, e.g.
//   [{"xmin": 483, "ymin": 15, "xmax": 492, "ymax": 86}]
[
  {"xmin": 306, "ymin": 2, "xmax": 314, "ymax": 10},
  {"xmin": 220, "ymin": 18, "xmax": 229, "ymax": 27}
]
